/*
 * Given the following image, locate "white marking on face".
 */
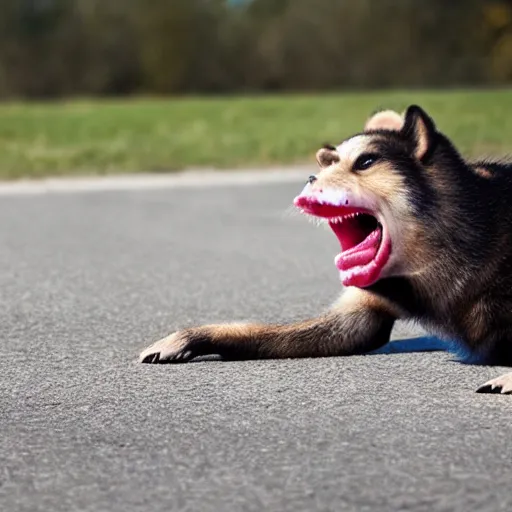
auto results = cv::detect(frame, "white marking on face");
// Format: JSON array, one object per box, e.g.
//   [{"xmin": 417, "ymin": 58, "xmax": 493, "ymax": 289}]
[
  {"xmin": 297, "ymin": 184, "xmax": 349, "ymax": 206},
  {"xmin": 297, "ymin": 184, "xmax": 378, "ymax": 212},
  {"xmin": 321, "ymin": 188, "xmax": 348, "ymax": 205},
  {"xmin": 335, "ymin": 135, "xmax": 370, "ymax": 162}
]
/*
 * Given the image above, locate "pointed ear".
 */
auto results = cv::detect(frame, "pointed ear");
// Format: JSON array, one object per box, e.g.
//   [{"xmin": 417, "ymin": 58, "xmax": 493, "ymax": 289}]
[
  {"xmin": 316, "ymin": 144, "xmax": 340, "ymax": 168},
  {"xmin": 364, "ymin": 110, "xmax": 403, "ymax": 132},
  {"xmin": 401, "ymin": 105, "xmax": 437, "ymax": 161}
]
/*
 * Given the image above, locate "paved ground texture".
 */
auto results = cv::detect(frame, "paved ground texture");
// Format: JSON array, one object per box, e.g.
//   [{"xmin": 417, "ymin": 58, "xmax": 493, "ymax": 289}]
[{"xmin": 1, "ymin": 172, "xmax": 512, "ymax": 512}]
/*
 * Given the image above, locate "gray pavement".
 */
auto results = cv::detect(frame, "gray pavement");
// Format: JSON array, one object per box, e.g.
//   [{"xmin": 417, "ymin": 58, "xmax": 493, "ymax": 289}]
[{"xmin": 1, "ymin": 175, "xmax": 511, "ymax": 512}]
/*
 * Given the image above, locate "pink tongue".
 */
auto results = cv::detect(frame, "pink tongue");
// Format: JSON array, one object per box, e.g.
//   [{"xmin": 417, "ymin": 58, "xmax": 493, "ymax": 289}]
[{"xmin": 336, "ymin": 229, "xmax": 380, "ymax": 271}]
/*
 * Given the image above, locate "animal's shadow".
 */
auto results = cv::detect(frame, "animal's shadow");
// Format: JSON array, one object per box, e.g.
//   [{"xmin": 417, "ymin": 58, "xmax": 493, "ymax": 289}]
[
  {"xmin": 370, "ymin": 336, "xmax": 508, "ymax": 366},
  {"xmin": 370, "ymin": 335, "xmax": 449, "ymax": 355}
]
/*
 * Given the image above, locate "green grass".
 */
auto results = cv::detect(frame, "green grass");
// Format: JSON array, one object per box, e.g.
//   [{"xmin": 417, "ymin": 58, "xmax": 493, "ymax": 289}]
[{"xmin": 1, "ymin": 89, "xmax": 512, "ymax": 179}]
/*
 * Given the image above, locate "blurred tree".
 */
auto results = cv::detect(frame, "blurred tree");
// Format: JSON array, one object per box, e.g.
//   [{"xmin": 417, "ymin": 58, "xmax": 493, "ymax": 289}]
[
  {"xmin": 134, "ymin": 0, "xmax": 227, "ymax": 93},
  {"xmin": 482, "ymin": 0, "xmax": 512, "ymax": 82},
  {"xmin": 0, "ymin": 0, "xmax": 509, "ymax": 98},
  {"xmin": 0, "ymin": 0, "xmax": 78, "ymax": 97},
  {"xmin": 74, "ymin": 0, "xmax": 142, "ymax": 95}
]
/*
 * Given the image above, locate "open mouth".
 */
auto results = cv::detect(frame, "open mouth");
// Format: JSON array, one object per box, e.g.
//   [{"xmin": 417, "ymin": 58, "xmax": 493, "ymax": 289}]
[{"xmin": 294, "ymin": 192, "xmax": 392, "ymax": 288}]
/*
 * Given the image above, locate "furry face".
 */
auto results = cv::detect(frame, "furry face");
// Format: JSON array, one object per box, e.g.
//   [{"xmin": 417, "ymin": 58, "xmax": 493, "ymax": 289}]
[
  {"xmin": 294, "ymin": 106, "xmax": 453, "ymax": 288},
  {"xmin": 293, "ymin": 143, "xmax": 395, "ymax": 287}
]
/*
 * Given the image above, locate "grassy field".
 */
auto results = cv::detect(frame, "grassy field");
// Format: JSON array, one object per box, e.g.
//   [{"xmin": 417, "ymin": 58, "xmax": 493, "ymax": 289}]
[{"xmin": 1, "ymin": 89, "xmax": 512, "ymax": 180}]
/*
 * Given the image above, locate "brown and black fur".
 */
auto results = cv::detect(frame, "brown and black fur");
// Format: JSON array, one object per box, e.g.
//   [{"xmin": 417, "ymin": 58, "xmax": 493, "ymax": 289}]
[{"xmin": 140, "ymin": 105, "xmax": 512, "ymax": 394}]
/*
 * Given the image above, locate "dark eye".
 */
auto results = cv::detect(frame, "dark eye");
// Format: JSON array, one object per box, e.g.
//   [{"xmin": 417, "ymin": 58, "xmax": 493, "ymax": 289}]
[{"xmin": 353, "ymin": 153, "xmax": 380, "ymax": 172}]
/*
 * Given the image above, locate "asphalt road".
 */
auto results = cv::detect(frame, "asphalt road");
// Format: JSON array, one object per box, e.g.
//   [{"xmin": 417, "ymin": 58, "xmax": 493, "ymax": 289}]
[{"xmin": 1, "ymin": 172, "xmax": 512, "ymax": 512}]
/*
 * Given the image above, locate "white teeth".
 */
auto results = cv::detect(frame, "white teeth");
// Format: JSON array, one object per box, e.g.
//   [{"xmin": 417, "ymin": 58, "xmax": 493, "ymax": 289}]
[{"xmin": 329, "ymin": 213, "xmax": 366, "ymax": 222}]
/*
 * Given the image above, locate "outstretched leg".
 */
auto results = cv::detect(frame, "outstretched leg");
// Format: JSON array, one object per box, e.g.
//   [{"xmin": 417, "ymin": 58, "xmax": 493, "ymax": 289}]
[{"xmin": 139, "ymin": 288, "xmax": 397, "ymax": 363}]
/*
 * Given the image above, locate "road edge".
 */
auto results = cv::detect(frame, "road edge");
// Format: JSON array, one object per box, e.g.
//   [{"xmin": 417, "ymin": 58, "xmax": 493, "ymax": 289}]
[{"xmin": 0, "ymin": 166, "xmax": 313, "ymax": 196}]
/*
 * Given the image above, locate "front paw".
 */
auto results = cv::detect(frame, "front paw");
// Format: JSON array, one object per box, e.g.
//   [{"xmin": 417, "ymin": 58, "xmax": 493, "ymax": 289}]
[
  {"xmin": 139, "ymin": 330, "xmax": 200, "ymax": 364},
  {"xmin": 476, "ymin": 372, "xmax": 512, "ymax": 394}
]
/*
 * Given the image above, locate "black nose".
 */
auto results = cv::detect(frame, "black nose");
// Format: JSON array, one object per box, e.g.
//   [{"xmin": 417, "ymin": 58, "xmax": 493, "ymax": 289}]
[{"xmin": 308, "ymin": 175, "xmax": 317, "ymax": 184}]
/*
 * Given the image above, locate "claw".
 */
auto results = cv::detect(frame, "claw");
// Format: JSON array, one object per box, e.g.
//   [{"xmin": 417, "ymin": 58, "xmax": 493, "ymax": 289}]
[
  {"xmin": 139, "ymin": 331, "xmax": 192, "ymax": 364},
  {"xmin": 476, "ymin": 372, "xmax": 512, "ymax": 394}
]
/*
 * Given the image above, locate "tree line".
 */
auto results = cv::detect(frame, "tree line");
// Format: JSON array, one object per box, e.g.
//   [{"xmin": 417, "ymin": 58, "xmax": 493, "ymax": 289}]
[{"xmin": 1, "ymin": 0, "xmax": 512, "ymax": 99}]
